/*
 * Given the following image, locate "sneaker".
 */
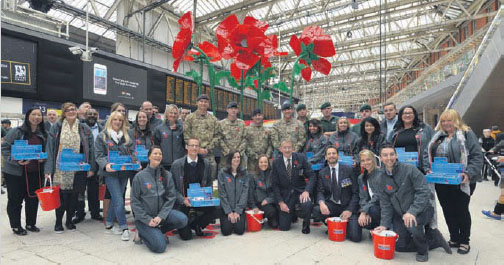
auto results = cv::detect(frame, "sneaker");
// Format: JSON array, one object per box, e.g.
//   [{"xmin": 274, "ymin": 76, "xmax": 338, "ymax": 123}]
[
  {"xmin": 416, "ymin": 253, "xmax": 428, "ymax": 262},
  {"xmin": 482, "ymin": 210, "xmax": 502, "ymax": 220},
  {"xmin": 105, "ymin": 226, "xmax": 123, "ymax": 235},
  {"xmin": 26, "ymin": 225, "xmax": 40, "ymax": 232},
  {"xmin": 54, "ymin": 224, "xmax": 64, "ymax": 234},
  {"xmin": 121, "ymin": 229, "xmax": 130, "ymax": 241},
  {"xmin": 66, "ymin": 223, "xmax": 77, "ymax": 231}
]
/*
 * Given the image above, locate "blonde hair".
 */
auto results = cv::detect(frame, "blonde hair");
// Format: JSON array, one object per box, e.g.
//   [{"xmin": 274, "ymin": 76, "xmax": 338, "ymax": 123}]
[
  {"xmin": 164, "ymin": 104, "xmax": 179, "ymax": 121},
  {"xmin": 337, "ymin": 117, "xmax": 350, "ymax": 132},
  {"xmin": 359, "ymin": 149, "xmax": 377, "ymax": 170},
  {"xmin": 104, "ymin": 111, "xmax": 130, "ymax": 144},
  {"xmin": 435, "ymin": 109, "xmax": 469, "ymax": 132}
]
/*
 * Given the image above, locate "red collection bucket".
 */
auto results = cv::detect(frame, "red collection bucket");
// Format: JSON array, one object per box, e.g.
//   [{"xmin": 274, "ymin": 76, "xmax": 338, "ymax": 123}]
[
  {"xmin": 326, "ymin": 217, "xmax": 348, "ymax": 241},
  {"xmin": 246, "ymin": 210, "xmax": 264, "ymax": 232},
  {"xmin": 98, "ymin": 184, "xmax": 106, "ymax": 201},
  {"xmin": 371, "ymin": 230, "xmax": 399, "ymax": 260},
  {"xmin": 35, "ymin": 179, "xmax": 60, "ymax": 211}
]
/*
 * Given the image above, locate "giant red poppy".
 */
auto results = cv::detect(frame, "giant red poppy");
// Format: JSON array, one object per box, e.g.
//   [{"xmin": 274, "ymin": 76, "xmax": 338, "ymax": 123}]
[
  {"xmin": 216, "ymin": 15, "xmax": 286, "ymax": 81},
  {"xmin": 172, "ymin": 11, "xmax": 194, "ymax": 72},
  {"xmin": 289, "ymin": 26, "xmax": 335, "ymax": 82}
]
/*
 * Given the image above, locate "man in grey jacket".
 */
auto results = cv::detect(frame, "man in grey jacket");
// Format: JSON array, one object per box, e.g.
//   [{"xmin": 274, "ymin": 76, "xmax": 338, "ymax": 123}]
[
  {"xmin": 170, "ymin": 138, "xmax": 217, "ymax": 240},
  {"xmin": 374, "ymin": 145, "xmax": 434, "ymax": 262}
]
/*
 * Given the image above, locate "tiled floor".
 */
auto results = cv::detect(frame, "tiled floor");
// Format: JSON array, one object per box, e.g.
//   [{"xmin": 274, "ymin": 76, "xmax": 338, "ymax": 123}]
[{"xmin": 1, "ymin": 180, "xmax": 503, "ymax": 264}]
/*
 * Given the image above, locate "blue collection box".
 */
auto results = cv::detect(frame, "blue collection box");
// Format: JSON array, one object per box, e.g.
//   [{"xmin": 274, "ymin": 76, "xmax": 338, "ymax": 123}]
[
  {"xmin": 338, "ymin": 152, "xmax": 354, "ymax": 166},
  {"xmin": 396, "ymin": 148, "xmax": 418, "ymax": 167},
  {"xmin": 108, "ymin": 151, "xmax": 140, "ymax": 171},
  {"xmin": 187, "ymin": 183, "xmax": 220, "ymax": 207},
  {"xmin": 136, "ymin": 145, "xmax": 148, "ymax": 162},
  {"xmin": 426, "ymin": 160, "xmax": 465, "ymax": 185},
  {"xmin": 58, "ymin": 148, "xmax": 91, "ymax": 171},
  {"xmin": 11, "ymin": 140, "xmax": 48, "ymax": 160},
  {"xmin": 306, "ymin": 152, "xmax": 314, "ymax": 159}
]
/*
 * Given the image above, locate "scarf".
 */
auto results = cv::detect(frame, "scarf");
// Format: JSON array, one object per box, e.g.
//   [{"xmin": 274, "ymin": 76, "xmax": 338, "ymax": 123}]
[
  {"xmin": 428, "ymin": 130, "xmax": 470, "ymax": 195},
  {"xmin": 108, "ymin": 129, "xmax": 123, "ymax": 144},
  {"xmin": 54, "ymin": 119, "xmax": 81, "ymax": 190}
]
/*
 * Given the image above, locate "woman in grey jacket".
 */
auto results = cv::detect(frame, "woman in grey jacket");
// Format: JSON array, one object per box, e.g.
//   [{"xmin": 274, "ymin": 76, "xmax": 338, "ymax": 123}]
[
  {"xmin": 130, "ymin": 145, "xmax": 187, "ymax": 253},
  {"xmin": 95, "ymin": 111, "xmax": 139, "ymax": 241},
  {"xmin": 218, "ymin": 150, "xmax": 250, "ymax": 236},
  {"xmin": 328, "ymin": 117, "xmax": 359, "ymax": 165},
  {"xmin": 357, "ymin": 150, "xmax": 381, "ymax": 231},
  {"xmin": 153, "ymin": 104, "xmax": 185, "ymax": 171},
  {"xmin": 249, "ymin": 155, "xmax": 278, "ymax": 229},
  {"xmin": 2, "ymin": 108, "xmax": 47, "ymax": 235},
  {"xmin": 424, "ymin": 109, "xmax": 483, "ymax": 254},
  {"xmin": 45, "ymin": 103, "xmax": 96, "ymax": 233}
]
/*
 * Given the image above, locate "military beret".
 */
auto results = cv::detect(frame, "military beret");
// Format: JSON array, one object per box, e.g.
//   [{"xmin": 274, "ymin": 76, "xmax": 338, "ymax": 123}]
[
  {"xmin": 251, "ymin": 108, "xmax": 262, "ymax": 116},
  {"xmin": 196, "ymin": 94, "xmax": 210, "ymax": 101},
  {"xmin": 281, "ymin": 102, "xmax": 293, "ymax": 110},
  {"xmin": 296, "ymin": 104, "xmax": 306, "ymax": 112},
  {"xmin": 320, "ymin": 102, "xmax": 331, "ymax": 110},
  {"xmin": 360, "ymin": 104, "xmax": 371, "ymax": 112},
  {"xmin": 227, "ymin": 101, "xmax": 238, "ymax": 109}
]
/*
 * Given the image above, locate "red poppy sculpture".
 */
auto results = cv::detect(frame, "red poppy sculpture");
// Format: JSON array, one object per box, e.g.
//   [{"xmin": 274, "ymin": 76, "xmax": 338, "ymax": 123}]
[{"xmin": 289, "ymin": 26, "xmax": 336, "ymax": 82}]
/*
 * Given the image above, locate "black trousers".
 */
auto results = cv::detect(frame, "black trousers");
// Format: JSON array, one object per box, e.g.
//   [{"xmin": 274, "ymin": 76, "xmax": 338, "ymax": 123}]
[
  {"xmin": 5, "ymin": 172, "xmax": 42, "ymax": 228},
  {"xmin": 312, "ymin": 200, "xmax": 362, "ymax": 242},
  {"xmin": 76, "ymin": 175, "xmax": 100, "ymax": 218},
  {"xmin": 220, "ymin": 209, "xmax": 246, "ymax": 236},
  {"xmin": 55, "ymin": 191, "xmax": 78, "ymax": 225},
  {"xmin": 177, "ymin": 206, "xmax": 218, "ymax": 240},
  {"xmin": 278, "ymin": 190, "xmax": 313, "ymax": 231},
  {"xmin": 435, "ymin": 183, "xmax": 476, "ymax": 245},
  {"xmin": 494, "ymin": 203, "xmax": 504, "ymax": 215},
  {"xmin": 394, "ymin": 205, "xmax": 433, "ymax": 255},
  {"xmin": 258, "ymin": 203, "xmax": 279, "ymax": 229}
]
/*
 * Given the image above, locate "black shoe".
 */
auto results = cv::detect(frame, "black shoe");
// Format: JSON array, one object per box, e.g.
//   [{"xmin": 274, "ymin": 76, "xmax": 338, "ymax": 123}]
[
  {"xmin": 26, "ymin": 225, "xmax": 40, "ymax": 232},
  {"xmin": 448, "ymin": 240, "xmax": 460, "ymax": 248},
  {"xmin": 416, "ymin": 253, "xmax": 428, "ymax": 262},
  {"xmin": 66, "ymin": 223, "xmax": 77, "ymax": 231},
  {"xmin": 302, "ymin": 222, "xmax": 310, "ymax": 234},
  {"xmin": 72, "ymin": 215, "xmax": 85, "ymax": 224},
  {"xmin": 12, "ymin": 227, "xmax": 27, "ymax": 236},
  {"xmin": 91, "ymin": 214, "xmax": 104, "ymax": 221},
  {"xmin": 194, "ymin": 226, "xmax": 211, "ymax": 237},
  {"xmin": 55, "ymin": 224, "xmax": 64, "ymax": 234},
  {"xmin": 457, "ymin": 244, "xmax": 470, "ymax": 254}
]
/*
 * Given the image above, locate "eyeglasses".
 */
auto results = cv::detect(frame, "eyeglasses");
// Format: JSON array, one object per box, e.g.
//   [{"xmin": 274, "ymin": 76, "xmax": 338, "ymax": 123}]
[
  {"xmin": 65, "ymin": 108, "xmax": 77, "ymax": 113},
  {"xmin": 402, "ymin": 112, "xmax": 414, "ymax": 116},
  {"xmin": 187, "ymin": 144, "xmax": 199, "ymax": 148}
]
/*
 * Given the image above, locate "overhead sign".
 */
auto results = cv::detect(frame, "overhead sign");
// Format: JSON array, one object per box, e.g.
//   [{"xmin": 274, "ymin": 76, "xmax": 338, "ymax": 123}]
[{"xmin": 1, "ymin": 35, "xmax": 37, "ymax": 92}]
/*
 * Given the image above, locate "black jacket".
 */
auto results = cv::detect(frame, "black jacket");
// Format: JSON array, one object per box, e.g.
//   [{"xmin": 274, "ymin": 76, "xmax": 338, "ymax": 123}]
[
  {"xmin": 316, "ymin": 164, "xmax": 359, "ymax": 213},
  {"xmin": 248, "ymin": 169, "xmax": 276, "ymax": 208},
  {"xmin": 271, "ymin": 152, "xmax": 316, "ymax": 203},
  {"xmin": 2, "ymin": 127, "xmax": 47, "ymax": 176},
  {"xmin": 153, "ymin": 120, "xmax": 185, "ymax": 167},
  {"xmin": 170, "ymin": 155, "xmax": 212, "ymax": 206}
]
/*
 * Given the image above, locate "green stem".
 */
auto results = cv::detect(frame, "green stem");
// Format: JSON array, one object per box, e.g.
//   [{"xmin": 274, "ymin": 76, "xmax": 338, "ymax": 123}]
[
  {"xmin": 289, "ymin": 58, "xmax": 301, "ymax": 104},
  {"xmin": 198, "ymin": 60, "xmax": 203, "ymax": 95},
  {"xmin": 239, "ymin": 70, "xmax": 244, "ymax": 120}
]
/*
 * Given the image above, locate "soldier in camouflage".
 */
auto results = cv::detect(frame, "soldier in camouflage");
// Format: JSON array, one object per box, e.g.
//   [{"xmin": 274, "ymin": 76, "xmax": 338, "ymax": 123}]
[
  {"xmin": 183, "ymin": 94, "xmax": 220, "ymax": 180},
  {"xmin": 245, "ymin": 108, "xmax": 272, "ymax": 174},
  {"xmin": 219, "ymin": 101, "xmax": 247, "ymax": 169},
  {"xmin": 271, "ymin": 102, "xmax": 306, "ymax": 154}
]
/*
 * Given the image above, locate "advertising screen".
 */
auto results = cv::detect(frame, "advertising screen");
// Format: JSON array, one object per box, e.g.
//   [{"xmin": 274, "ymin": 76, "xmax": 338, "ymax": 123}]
[
  {"xmin": 83, "ymin": 56, "xmax": 147, "ymax": 106},
  {"xmin": 1, "ymin": 35, "xmax": 37, "ymax": 93}
]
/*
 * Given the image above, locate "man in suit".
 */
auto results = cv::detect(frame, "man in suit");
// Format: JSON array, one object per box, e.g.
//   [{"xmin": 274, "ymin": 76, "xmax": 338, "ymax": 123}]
[
  {"xmin": 271, "ymin": 139, "xmax": 316, "ymax": 234},
  {"xmin": 313, "ymin": 145, "xmax": 361, "ymax": 242}
]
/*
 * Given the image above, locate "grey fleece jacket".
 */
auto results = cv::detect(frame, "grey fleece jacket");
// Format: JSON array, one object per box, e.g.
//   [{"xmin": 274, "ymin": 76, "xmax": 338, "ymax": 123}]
[
  {"xmin": 2, "ymin": 127, "xmax": 47, "ymax": 176},
  {"xmin": 218, "ymin": 169, "xmax": 250, "ymax": 215},
  {"xmin": 377, "ymin": 161, "xmax": 430, "ymax": 229},
  {"xmin": 130, "ymin": 166, "xmax": 176, "ymax": 226},
  {"xmin": 94, "ymin": 130, "xmax": 137, "ymax": 178},
  {"xmin": 358, "ymin": 169, "xmax": 381, "ymax": 214}
]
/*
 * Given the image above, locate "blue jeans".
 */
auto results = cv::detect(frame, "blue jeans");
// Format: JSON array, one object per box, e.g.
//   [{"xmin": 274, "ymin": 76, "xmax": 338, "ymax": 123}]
[
  {"xmin": 105, "ymin": 176, "xmax": 128, "ymax": 229},
  {"xmin": 135, "ymin": 210, "xmax": 188, "ymax": 253}
]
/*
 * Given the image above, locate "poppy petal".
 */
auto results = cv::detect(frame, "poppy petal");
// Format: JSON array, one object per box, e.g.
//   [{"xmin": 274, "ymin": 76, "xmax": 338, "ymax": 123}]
[
  {"xmin": 216, "ymin": 14, "xmax": 239, "ymax": 40},
  {"xmin": 217, "ymin": 35, "xmax": 235, "ymax": 60},
  {"xmin": 172, "ymin": 28, "xmax": 191, "ymax": 59},
  {"xmin": 230, "ymin": 63, "xmax": 245, "ymax": 81},
  {"xmin": 173, "ymin": 56, "xmax": 182, "ymax": 72},
  {"xmin": 178, "ymin": 11, "xmax": 194, "ymax": 31},
  {"xmin": 235, "ymin": 52, "xmax": 259, "ymax": 70},
  {"xmin": 300, "ymin": 26, "xmax": 323, "ymax": 43},
  {"xmin": 289, "ymin": 35, "xmax": 302, "ymax": 56},
  {"xmin": 244, "ymin": 16, "xmax": 268, "ymax": 32},
  {"xmin": 313, "ymin": 34, "xmax": 336, "ymax": 57},
  {"xmin": 299, "ymin": 59, "xmax": 312, "ymax": 82},
  {"xmin": 312, "ymin": 58, "xmax": 331, "ymax": 75},
  {"xmin": 199, "ymin": 41, "xmax": 221, "ymax": 61}
]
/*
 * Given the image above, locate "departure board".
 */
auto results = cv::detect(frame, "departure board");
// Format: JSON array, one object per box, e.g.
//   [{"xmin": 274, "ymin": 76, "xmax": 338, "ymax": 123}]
[{"xmin": 166, "ymin": 76, "xmax": 175, "ymax": 103}]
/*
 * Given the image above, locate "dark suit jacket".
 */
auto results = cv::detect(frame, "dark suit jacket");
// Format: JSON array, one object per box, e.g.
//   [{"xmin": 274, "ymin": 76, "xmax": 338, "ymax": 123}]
[
  {"xmin": 316, "ymin": 164, "xmax": 359, "ymax": 213},
  {"xmin": 271, "ymin": 152, "xmax": 316, "ymax": 203}
]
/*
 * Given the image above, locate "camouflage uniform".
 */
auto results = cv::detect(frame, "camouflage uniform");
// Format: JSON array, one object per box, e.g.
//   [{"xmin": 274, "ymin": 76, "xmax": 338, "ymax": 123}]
[
  {"xmin": 245, "ymin": 123, "xmax": 273, "ymax": 174},
  {"xmin": 219, "ymin": 118, "xmax": 247, "ymax": 169},
  {"xmin": 271, "ymin": 118, "xmax": 306, "ymax": 153},
  {"xmin": 320, "ymin": 116, "xmax": 338, "ymax": 133},
  {"xmin": 183, "ymin": 111, "xmax": 220, "ymax": 180}
]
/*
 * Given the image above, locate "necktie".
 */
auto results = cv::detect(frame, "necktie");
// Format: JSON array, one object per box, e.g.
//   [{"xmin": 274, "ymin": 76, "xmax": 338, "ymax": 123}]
[
  {"xmin": 286, "ymin": 159, "xmax": 292, "ymax": 180},
  {"xmin": 332, "ymin": 167, "xmax": 340, "ymax": 202},
  {"xmin": 190, "ymin": 161, "xmax": 196, "ymax": 167}
]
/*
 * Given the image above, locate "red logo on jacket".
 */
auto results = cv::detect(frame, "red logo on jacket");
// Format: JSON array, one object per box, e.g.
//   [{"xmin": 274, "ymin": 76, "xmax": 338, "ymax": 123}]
[
  {"xmin": 325, "ymin": 175, "xmax": 330, "ymax": 179},
  {"xmin": 258, "ymin": 181, "xmax": 263, "ymax": 187},
  {"xmin": 386, "ymin": 185, "xmax": 393, "ymax": 191},
  {"xmin": 293, "ymin": 160, "xmax": 299, "ymax": 166},
  {"xmin": 236, "ymin": 127, "xmax": 240, "ymax": 132}
]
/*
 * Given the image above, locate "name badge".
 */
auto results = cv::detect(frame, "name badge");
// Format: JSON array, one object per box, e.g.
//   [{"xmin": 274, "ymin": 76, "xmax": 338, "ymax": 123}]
[{"xmin": 341, "ymin": 178, "xmax": 352, "ymax": 188}]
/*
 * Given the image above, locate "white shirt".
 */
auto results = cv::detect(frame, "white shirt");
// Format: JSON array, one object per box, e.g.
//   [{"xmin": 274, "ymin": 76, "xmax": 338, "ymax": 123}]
[
  {"xmin": 367, "ymin": 180, "xmax": 374, "ymax": 198},
  {"xmin": 329, "ymin": 163, "xmax": 341, "ymax": 204},
  {"xmin": 187, "ymin": 156, "xmax": 198, "ymax": 164}
]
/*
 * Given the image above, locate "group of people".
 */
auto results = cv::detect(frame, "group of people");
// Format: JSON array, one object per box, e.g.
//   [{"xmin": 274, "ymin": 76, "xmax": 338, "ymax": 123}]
[{"xmin": 1, "ymin": 94, "xmax": 486, "ymax": 262}]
